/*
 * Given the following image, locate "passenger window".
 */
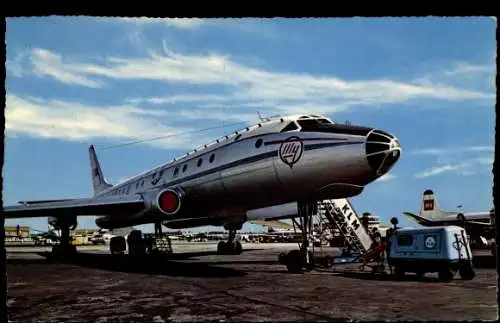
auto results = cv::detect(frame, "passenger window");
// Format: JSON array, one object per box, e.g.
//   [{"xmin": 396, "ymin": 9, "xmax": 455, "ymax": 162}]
[
  {"xmin": 281, "ymin": 122, "xmax": 299, "ymax": 132},
  {"xmin": 397, "ymin": 234, "xmax": 413, "ymax": 246},
  {"xmin": 197, "ymin": 158, "xmax": 203, "ymax": 167},
  {"xmin": 135, "ymin": 182, "xmax": 139, "ymax": 189},
  {"xmin": 255, "ymin": 139, "xmax": 263, "ymax": 148},
  {"xmin": 209, "ymin": 154, "xmax": 215, "ymax": 163},
  {"xmin": 158, "ymin": 170, "xmax": 164, "ymax": 178},
  {"xmin": 140, "ymin": 180, "xmax": 144, "ymax": 187},
  {"xmin": 173, "ymin": 167, "xmax": 179, "ymax": 177},
  {"xmin": 182, "ymin": 165, "xmax": 187, "ymax": 172}
]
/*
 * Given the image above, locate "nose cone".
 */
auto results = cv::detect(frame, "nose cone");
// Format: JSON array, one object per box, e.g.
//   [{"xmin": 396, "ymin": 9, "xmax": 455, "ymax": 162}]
[{"xmin": 365, "ymin": 129, "xmax": 401, "ymax": 176}]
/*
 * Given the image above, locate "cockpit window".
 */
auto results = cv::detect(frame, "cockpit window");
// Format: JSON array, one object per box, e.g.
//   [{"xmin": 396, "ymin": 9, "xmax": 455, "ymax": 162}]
[
  {"xmin": 280, "ymin": 122, "xmax": 299, "ymax": 132},
  {"xmin": 297, "ymin": 119, "xmax": 324, "ymax": 131},
  {"xmin": 297, "ymin": 119, "xmax": 373, "ymax": 136}
]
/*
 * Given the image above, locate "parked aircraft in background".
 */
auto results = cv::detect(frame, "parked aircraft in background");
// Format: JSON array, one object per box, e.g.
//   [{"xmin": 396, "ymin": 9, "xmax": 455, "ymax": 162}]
[{"xmin": 404, "ymin": 189, "xmax": 495, "ymax": 253}]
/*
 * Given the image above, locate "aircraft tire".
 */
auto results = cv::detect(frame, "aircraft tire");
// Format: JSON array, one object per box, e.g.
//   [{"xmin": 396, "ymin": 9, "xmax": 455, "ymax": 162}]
[
  {"xmin": 285, "ymin": 250, "xmax": 303, "ymax": 273},
  {"xmin": 217, "ymin": 241, "xmax": 227, "ymax": 254},
  {"xmin": 393, "ymin": 266, "xmax": 405, "ymax": 280},
  {"xmin": 233, "ymin": 241, "xmax": 243, "ymax": 255}
]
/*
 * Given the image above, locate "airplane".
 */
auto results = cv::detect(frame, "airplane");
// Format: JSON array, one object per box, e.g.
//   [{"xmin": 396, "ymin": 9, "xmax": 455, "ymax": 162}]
[
  {"xmin": 403, "ymin": 189, "xmax": 495, "ymax": 249},
  {"xmin": 3, "ymin": 113, "xmax": 402, "ymax": 271}
]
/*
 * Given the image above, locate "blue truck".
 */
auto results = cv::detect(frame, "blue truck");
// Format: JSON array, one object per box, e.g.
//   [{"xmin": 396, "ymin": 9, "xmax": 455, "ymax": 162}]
[{"xmin": 388, "ymin": 225, "xmax": 475, "ymax": 281}]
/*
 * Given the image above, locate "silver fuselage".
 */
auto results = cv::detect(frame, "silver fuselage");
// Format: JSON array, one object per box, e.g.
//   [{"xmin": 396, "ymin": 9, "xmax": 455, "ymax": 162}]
[{"xmin": 95, "ymin": 125, "xmax": 401, "ymax": 229}]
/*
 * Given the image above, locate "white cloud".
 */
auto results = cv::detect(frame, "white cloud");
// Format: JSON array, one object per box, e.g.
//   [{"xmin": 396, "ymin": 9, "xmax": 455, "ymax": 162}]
[
  {"xmin": 6, "ymin": 45, "xmax": 496, "ymax": 146},
  {"xmin": 4, "ymin": 94, "xmax": 216, "ymax": 150},
  {"xmin": 378, "ymin": 173, "xmax": 396, "ymax": 182},
  {"xmin": 414, "ymin": 61, "xmax": 496, "ymax": 95},
  {"xmin": 414, "ymin": 157, "xmax": 493, "ymax": 179},
  {"xmin": 443, "ymin": 62, "xmax": 494, "ymax": 77},
  {"xmin": 12, "ymin": 46, "xmax": 495, "ymax": 105},
  {"xmin": 30, "ymin": 49, "xmax": 105, "ymax": 88},
  {"xmin": 116, "ymin": 17, "xmax": 204, "ymax": 29},
  {"xmin": 411, "ymin": 146, "xmax": 494, "ymax": 155}
]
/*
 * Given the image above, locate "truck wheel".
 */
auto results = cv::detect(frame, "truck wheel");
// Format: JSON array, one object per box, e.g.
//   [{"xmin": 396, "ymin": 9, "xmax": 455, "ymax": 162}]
[
  {"xmin": 459, "ymin": 266, "xmax": 475, "ymax": 280},
  {"xmin": 438, "ymin": 270, "xmax": 454, "ymax": 282},
  {"xmin": 394, "ymin": 266, "xmax": 405, "ymax": 280}
]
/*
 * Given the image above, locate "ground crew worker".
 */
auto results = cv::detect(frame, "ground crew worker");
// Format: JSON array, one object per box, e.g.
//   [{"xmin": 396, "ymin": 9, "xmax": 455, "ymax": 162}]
[
  {"xmin": 386, "ymin": 217, "xmax": 400, "ymax": 274},
  {"xmin": 371, "ymin": 228, "xmax": 382, "ymax": 263}
]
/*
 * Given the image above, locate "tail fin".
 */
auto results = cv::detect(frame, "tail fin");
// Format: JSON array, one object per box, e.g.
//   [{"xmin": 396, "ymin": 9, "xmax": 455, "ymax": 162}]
[
  {"xmin": 419, "ymin": 189, "xmax": 441, "ymax": 219},
  {"xmin": 89, "ymin": 145, "xmax": 112, "ymax": 195}
]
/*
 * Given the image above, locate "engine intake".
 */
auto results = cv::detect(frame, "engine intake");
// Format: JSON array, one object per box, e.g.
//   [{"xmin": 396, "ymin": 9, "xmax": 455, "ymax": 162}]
[{"xmin": 156, "ymin": 188, "xmax": 184, "ymax": 215}]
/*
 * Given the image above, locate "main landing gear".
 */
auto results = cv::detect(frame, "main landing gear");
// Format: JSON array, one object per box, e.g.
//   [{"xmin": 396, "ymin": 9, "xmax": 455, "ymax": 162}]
[
  {"xmin": 110, "ymin": 220, "xmax": 173, "ymax": 257},
  {"xmin": 51, "ymin": 222, "xmax": 77, "ymax": 259},
  {"xmin": 217, "ymin": 224, "xmax": 243, "ymax": 255},
  {"xmin": 278, "ymin": 202, "xmax": 316, "ymax": 273}
]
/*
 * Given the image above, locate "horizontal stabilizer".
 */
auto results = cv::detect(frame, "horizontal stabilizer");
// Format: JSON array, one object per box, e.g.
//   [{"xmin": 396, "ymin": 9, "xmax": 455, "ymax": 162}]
[
  {"xmin": 403, "ymin": 212, "xmax": 435, "ymax": 225},
  {"xmin": 18, "ymin": 199, "xmax": 73, "ymax": 205},
  {"xmin": 5, "ymin": 196, "xmax": 145, "ymax": 219}
]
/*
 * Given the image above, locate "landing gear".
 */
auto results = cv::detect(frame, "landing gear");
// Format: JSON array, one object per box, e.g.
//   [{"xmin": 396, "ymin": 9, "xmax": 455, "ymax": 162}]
[
  {"xmin": 280, "ymin": 202, "xmax": 316, "ymax": 273},
  {"xmin": 217, "ymin": 229, "xmax": 243, "ymax": 255},
  {"xmin": 51, "ymin": 223, "xmax": 77, "ymax": 259}
]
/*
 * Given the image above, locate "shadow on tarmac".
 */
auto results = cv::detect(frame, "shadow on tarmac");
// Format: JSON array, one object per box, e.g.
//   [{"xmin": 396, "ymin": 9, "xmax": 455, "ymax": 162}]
[
  {"xmin": 7, "ymin": 251, "xmax": 249, "ymax": 278},
  {"xmin": 331, "ymin": 270, "xmax": 445, "ymax": 282},
  {"xmin": 473, "ymin": 256, "xmax": 497, "ymax": 269}
]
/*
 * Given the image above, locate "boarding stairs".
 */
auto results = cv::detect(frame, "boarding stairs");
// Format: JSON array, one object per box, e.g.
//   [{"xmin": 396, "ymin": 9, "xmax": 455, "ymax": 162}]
[{"xmin": 317, "ymin": 198, "xmax": 373, "ymax": 255}]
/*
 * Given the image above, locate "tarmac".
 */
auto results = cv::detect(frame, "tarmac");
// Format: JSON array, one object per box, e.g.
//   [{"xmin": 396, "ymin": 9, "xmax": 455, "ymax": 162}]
[{"xmin": 6, "ymin": 242, "xmax": 499, "ymax": 322}]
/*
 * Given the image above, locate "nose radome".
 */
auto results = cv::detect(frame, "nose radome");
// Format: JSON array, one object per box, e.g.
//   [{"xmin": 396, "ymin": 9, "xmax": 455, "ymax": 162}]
[{"xmin": 365, "ymin": 129, "xmax": 401, "ymax": 176}]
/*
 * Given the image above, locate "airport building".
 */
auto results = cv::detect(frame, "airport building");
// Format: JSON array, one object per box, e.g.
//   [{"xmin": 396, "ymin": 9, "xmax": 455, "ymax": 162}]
[{"xmin": 4, "ymin": 225, "xmax": 30, "ymax": 238}]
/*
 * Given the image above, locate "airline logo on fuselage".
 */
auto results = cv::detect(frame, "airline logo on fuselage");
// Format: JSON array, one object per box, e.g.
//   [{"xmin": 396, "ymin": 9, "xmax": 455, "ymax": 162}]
[{"xmin": 279, "ymin": 136, "xmax": 303, "ymax": 168}]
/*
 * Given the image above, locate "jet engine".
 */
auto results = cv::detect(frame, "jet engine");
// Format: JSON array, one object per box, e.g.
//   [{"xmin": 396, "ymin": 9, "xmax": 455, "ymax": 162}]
[
  {"xmin": 95, "ymin": 187, "xmax": 186, "ymax": 230},
  {"xmin": 152, "ymin": 187, "xmax": 184, "ymax": 216}
]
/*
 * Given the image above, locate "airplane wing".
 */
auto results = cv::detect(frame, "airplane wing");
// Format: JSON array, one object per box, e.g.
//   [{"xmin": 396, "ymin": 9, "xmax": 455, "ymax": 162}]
[
  {"xmin": 463, "ymin": 220, "xmax": 493, "ymax": 227},
  {"xmin": 249, "ymin": 220, "xmax": 293, "ymax": 230},
  {"xmin": 402, "ymin": 212, "xmax": 435, "ymax": 225},
  {"xmin": 17, "ymin": 199, "xmax": 74, "ymax": 205},
  {"xmin": 4, "ymin": 195, "xmax": 145, "ymax": 219}
]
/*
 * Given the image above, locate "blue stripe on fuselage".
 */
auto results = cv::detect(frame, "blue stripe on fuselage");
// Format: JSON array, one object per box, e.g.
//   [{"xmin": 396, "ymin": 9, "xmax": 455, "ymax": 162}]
[{"xmin": 165, "ymin": 141, "xmax": 364, "ymax": 187}]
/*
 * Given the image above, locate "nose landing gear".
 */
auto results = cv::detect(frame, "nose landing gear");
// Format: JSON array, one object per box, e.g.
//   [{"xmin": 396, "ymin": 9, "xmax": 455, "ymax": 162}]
[{"xmin": 279, "ymin": 202, "xmax": 316, "ymax": 273}]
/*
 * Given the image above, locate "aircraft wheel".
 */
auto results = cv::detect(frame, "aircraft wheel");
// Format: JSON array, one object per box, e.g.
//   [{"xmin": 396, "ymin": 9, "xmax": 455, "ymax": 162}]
[
  {"xmin": 393, "ymin": 266, "xmax": 405, "ymax": 280},
  {"xmin": 459, "ymin": 265, "xmax": 475, "ymax": 280},
  {"xmin": 285, "ymin": 250, "xmax": 304, "ymax": 273},
  {"xmin": 217, "ymin": 241, "xmax": 227, "ymax": 254},
  {"xmin": 278, "ymin": 252, "xmax": 287, "ymax": 265},
  {"xmin": 233, "ymin": 241, "xmax": 243, "ymax": 255}
]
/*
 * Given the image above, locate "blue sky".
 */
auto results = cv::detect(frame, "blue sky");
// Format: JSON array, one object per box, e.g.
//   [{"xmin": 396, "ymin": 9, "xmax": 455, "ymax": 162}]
[{"xmin": 4, "ymin": 17, "xmax": 496, "ymax": 233}]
